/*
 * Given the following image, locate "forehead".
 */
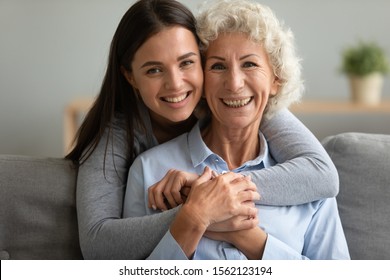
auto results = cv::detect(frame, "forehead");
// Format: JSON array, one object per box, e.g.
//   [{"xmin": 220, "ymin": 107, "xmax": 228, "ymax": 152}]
[
  {"xmin": 134, "ymin": 26, "xmax": 199, "ymax": 60},
  {"xmin": 205, "ymin": 32, "xmax": 264, "ymax": 58}
]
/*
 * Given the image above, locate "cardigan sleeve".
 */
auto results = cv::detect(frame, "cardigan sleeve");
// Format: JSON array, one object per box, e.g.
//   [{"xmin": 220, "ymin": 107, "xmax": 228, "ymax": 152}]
[
  {"xmin": 252, "ymin": 109, "xmax": 339, "ymax": 206},
  {"xmin": 76, "ymin": 118, "xmax": 178, "ymax": 259}
]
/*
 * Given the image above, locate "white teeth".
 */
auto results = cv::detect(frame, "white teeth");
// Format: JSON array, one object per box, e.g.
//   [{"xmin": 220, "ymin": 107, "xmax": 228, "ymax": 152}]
[
  {"xmin": 164, "ymin": 93, "xmax": 187, "ymax": 103},
  {"xmin": 223, "ymin": 97, "xmax": 252, "ymax": 108}
]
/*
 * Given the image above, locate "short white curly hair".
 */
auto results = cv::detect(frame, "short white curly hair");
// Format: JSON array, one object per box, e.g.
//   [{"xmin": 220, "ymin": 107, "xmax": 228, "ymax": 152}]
[{"xmin": 196, "ymin": 0, "xmax": 304, "ymax": 118}]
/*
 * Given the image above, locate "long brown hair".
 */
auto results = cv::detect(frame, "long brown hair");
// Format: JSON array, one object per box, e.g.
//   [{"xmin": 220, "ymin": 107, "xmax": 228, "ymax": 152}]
[{"xmin": 66, "ymin": 0, "xmax": 200, "ymax": 165}]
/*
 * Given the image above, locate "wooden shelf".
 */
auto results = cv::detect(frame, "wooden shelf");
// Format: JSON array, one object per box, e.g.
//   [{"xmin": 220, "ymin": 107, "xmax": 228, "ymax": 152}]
[
  {"xmin": 290, "ymin": 100, "xmax": 390, "ymax": 114},
  {"xmin": 63, "ymin": 97, "xmax": 95, "ymax": 154}
]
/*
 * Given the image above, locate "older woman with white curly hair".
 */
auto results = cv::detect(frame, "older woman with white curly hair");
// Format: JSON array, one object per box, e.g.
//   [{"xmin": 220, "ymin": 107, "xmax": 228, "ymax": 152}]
[
  {"xmin": 197, "ymin": 0, "xmax": 304, "ymax": 118},
  {"xmin": 123, "ymin": 0, "xmax": 350, "ymax": 260}
]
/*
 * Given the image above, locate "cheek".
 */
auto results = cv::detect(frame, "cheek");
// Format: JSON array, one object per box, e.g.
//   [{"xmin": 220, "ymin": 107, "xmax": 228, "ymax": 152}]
[
  {"xmin": 251, "ymin": 79, "xmax": 271, "ymax": 108},
  {"xmin": 136, "ymin": 80, "xmax": 161, "ymax": 101},
  {"xmin": 191, "ymin": 68, "xmax": 204, "ymax": 88},
  {"xmin": 204, "ymin": 75, "xmax": 220, "ymax": 92}
]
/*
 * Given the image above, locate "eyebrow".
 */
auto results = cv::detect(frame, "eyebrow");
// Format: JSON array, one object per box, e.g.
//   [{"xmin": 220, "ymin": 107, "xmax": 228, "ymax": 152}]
[
  {"xmin": 207, "ymin": 54, "xmax": 261, "ymax": 61},
  {"xmin": 140, "ymin": 52, "xmax": 198, "ymax": 69}
]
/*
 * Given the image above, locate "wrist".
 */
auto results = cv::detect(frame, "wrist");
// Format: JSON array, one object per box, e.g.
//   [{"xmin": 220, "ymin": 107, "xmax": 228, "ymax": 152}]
[
  {"xmin": 181, "ymin": 200, "xmax": 210, "ymax": 230},
  {"xmin": 230, "ymin": 227, "xmax": 267, "ymax": 260},
  {"xmin": 179, "ymin": 203, "xmax": 209, "ymax": 232},
  {"xmin": 169, "ymin": 203, "xmax": 208, "ymax": 258}
]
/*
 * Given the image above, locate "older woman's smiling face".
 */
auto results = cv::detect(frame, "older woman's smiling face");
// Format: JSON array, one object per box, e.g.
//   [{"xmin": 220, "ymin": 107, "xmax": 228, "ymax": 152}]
[{"xmin": 204, "ymin": 32, "xmax": 279, "ymax": 131}]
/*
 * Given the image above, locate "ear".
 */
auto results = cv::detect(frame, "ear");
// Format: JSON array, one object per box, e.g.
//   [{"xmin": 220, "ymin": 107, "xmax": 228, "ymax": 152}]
[
  {"xmin": 121, "ymin": 66, "xmax": 137, "ymax": 89},
  {"xmin": 270, "ymin": 75, "xmax": 280, "ymax": 96}
]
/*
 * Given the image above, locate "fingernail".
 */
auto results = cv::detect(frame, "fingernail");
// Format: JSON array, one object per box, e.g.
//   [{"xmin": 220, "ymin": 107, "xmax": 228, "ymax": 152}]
[{"xmin": 152, "ymin": 205, "xmax": 157, "ymax": 211}]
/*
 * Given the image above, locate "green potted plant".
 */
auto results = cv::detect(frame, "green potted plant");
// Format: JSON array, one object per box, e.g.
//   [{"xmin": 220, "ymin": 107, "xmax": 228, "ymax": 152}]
[{"xmin": 341, "ymin": 41, "xmax": 389, "ymax": 105}]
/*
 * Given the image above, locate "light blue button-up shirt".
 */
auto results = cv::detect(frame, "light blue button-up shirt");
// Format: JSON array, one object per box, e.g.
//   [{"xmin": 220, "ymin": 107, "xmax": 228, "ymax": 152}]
[{"xmin": 123, "ymin": 121, "xmax": 350, "ymax": 260}]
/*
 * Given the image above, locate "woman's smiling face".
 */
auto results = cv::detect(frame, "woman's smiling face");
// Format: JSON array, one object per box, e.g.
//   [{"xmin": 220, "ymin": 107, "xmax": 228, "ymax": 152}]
[
  {"xmin": 124, "ymin": 26, "xmax": 203, "ymax": 124},
  {"xmin": 204, "ymin": 32, "xmax": 279, "ymax": 131}
]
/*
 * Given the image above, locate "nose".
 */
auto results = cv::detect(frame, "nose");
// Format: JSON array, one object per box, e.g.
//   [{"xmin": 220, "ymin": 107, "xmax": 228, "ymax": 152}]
[
  {"xmin": 225, "ymin": 66, "xmax": 244, "ymax": 93},
  {"xmin": 164, "ymin": 69, "xmax": 184, "ymax": 90}
]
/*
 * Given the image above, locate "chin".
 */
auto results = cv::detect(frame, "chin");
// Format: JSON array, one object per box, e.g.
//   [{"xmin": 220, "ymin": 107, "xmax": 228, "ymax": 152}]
[{"xmin": 169, "ymin": 113, "xmax": 193, "ymax": 123}]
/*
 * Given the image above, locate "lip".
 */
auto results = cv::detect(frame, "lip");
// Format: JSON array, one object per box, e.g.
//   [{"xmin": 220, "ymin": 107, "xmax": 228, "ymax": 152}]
[
  {"xmin": 160, "ymin": 91, "xmax": 193, "ymax": 108},
  {"xmin": 221, "ymin": 97, "xmax": 253, "ymax": 108},
  {"xmin": 161, "ymin": 92, "xmax": 189, "ymax": 103}
]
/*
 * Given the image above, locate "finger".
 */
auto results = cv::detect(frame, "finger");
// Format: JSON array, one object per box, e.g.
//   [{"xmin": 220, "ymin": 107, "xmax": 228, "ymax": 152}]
[
  {"xmin": 180, "ymin": 186, "xmax": 191, "ymax": 203},
  {"xmin": 232, "ymin": 202, "xmax": 258, "ymax": 218},
  {"xmin": 192, "ymin": 166, "xmax": 213, "ymax": 187},
  {"xmin": 148, "ymin": 186, "xmax": 157, "ymax": 210},
  {"xmin": 216, "ymin": 172, "xmax": 257, "ymax": 193},
  {"xmin": 236, "ymin": 199, "xmax": 258, "ymax": 218},
  {"xmin": 244, "ymin": 174, "xmax": 252, "ymax": 181},
  {"xmin": 165, "ymin": 170, "xmax": 196, "ymax": 208},
  {"xmin": 233, "ymin": 216, "xmax": 259, "ymax": 230},
  {"xmin": 241, "ymin": 202, "xmax": 258, "ymax": 220},
  {"xmin": 170, "ymin": 175, "xmax": 184, "ymax": 206},
  {"xmin": 174, "ymin": 171, "xmax": 199, "ymax": 204},
  {"xmin": 152, "ymin": 180, "xmax": 169, "ymax": 211},
  {"xmin": 181, "ymin": 186, "xmax": 191, "ymax": 197},
  {"xmin": 231, "ymin": 176, "xmax": 257, "ymax": 192},
  {"xmin": 218, "ymin": 171, "xmax": 244, "ymax": 182},
  {"xmin": 242, "ymin": 200, "xmax": 256, "ymax": 209},
  {"xmin": 211, "ymin": 170, "xmax": 219, "ymax": 178},
  {"xmin": 242, "ymin": 217, "xmax": 259, "ymax": 229},
  {"xmin": 162, "ymin": 173, "xmax": 179, "ymax": 209},
  {"xmin": 238, "ymin": 190, "xmax": 261, "ymax": 203},
  {"xmin": 244, "ymin": 205, "xmax": 259, "ymax": 218},
  {"xmin": 148, "ymin": 181, "xmax": 166, "ymax": 210}
]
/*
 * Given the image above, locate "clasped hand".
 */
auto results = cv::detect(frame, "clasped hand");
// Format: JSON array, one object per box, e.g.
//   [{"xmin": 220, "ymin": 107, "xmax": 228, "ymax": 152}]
[{"xmin": 148, "ymin": 167, "xmax": 260, "ymax": 232}]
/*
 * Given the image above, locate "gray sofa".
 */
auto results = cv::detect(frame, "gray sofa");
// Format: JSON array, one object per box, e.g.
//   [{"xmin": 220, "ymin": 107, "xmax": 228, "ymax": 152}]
[{"xmin": 1, "ymin": 132, "xmax": 389, "ymax": 260}]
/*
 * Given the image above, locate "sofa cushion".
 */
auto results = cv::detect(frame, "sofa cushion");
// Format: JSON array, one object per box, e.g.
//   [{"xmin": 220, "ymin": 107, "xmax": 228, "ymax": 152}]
[
  {"xmin": 322, "ymin": 132, "xmax": 390, "ymax": 260},
  {"xmin": 0, "ymin": 155, "xmax": 82, "ymax": 259}
]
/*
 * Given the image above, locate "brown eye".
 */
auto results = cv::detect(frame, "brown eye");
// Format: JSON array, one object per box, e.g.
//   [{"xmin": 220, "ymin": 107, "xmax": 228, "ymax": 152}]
[
  {"xmin": 180, "ymin": 60, "xmax": 194, "ymax": 68},
  {"xmin": 146, "ymin": 68, "xmax": 162, "ymax": 75},
  {"xmin": 243, "ymin": 61, "xmax": 258, "ymax": 68},
  {"xmin": 210, "ymin": 63, "xmax": 226, "ymax": 70}
]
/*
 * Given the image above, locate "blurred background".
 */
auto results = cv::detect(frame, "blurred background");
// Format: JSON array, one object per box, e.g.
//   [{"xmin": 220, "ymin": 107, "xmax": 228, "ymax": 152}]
[{"xmin": 1, "ymin": 0, "xmax": 389, "ymax": 157}]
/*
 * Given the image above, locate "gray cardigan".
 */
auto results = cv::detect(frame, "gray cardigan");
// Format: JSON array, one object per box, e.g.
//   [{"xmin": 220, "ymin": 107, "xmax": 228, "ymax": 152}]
[{"xmin": 77, "ymin": 105, "xmax": 338, "ymax": 259}]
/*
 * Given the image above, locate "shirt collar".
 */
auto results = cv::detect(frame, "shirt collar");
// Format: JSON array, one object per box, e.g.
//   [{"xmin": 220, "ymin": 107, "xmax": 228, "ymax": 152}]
[
  {"xmin": 187, "ymin": 120, "xmax": 274, "ymax": 171},
  {"xmin": 188, "ymin": 120, "xmax": 212, "ymax": 168}
]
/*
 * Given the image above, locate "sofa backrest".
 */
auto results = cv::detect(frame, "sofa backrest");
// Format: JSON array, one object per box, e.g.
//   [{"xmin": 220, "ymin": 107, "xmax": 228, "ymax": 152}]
[
  {"xmin": 322, "ymin": 132, "xmax": 390, "ymax": 260},
  {"xmin": 0, "ymin": 155, "xmax": 82, "ymax": 259},
  {"xmin": 1, "ymin": 132, "xmax": 389, "ymax": 260}
]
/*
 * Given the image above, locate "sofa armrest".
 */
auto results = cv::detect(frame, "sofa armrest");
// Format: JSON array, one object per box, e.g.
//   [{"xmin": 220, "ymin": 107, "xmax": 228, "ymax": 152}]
[
  {"xmin": 322, "ymin": 133, "xmax": 390, "ymax": 260},
  {"xmin": 0, "ymin": 155, "xmax": 82, "ymax": 259}
]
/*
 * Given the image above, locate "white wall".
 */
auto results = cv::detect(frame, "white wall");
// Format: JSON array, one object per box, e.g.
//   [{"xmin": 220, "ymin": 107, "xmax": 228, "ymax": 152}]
[{"xmin": 1, "ymin": 0, "xmax": 390, "ymax": 157}]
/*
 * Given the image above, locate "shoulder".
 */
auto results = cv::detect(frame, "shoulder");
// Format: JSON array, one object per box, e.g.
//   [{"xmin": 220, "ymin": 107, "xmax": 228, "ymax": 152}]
[
  {"xmin": 140, "ymin": 133, "xmax": 189, "ymax": 159},
  {"xmin": 130, "ymin": 132, "xmax": 191, "ymax": 180},
  {"xmin": 260, "ymin": 108, "xmax": 297, "ymax": 129}
]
